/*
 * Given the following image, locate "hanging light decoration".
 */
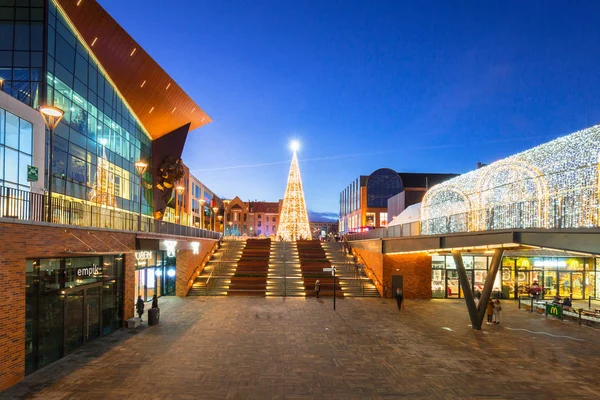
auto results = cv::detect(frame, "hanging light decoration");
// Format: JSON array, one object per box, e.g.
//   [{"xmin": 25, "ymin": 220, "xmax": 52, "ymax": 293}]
[{"xmin": 421, "ymin": 125, "xmax": 600, "ymax": 234}]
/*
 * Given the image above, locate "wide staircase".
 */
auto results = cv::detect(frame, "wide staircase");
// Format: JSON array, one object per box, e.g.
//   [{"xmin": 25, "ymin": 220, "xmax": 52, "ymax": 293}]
[
  {"xmin": 227, "ymin": 239, "xmax": 271, "ymax": 296},
  {"xmin": 189, "ymin": 239, "xmax": 380, "ymax": 297},
  {"xmin": 322, "ymin": 242, "xmax": 380, "ymax": 297},
  {"xmin": 297, "ymin": 240, "xmax": 343, "ymax": 297}
]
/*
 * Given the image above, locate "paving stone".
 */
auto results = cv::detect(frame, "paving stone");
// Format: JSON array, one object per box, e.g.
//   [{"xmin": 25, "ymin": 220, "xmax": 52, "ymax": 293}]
[{"xmin": 2, "ymin": 297, "xmax": 600, "ymax": 399}]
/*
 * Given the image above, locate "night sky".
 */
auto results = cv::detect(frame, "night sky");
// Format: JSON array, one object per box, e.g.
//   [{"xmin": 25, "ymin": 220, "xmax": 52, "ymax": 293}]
[{"xmin": 100, "ymin": 0, "xmax": 600, "ymax": 221}]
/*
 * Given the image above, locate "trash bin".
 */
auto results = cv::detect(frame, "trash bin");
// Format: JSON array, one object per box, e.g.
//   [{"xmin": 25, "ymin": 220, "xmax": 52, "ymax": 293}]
[{"xmin": 148, "ymin": 307, "xmax": 160, "ymax": 326}]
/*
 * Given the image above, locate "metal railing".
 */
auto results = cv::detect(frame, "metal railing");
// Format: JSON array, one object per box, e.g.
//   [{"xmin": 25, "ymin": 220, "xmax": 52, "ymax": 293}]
[{"xmin": 0, "ymin": 185, "xmax": 221, "ymax": 239}]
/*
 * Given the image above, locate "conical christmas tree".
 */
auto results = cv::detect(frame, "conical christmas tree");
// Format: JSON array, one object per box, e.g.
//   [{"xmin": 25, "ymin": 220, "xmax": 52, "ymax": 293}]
[
  {"xmin": 277, "ymin": 145, "xmax": 312, "ymax": 241},
  {"xmin": 89, "ymin": 146, "xmax": 117, "ymax": 207}
]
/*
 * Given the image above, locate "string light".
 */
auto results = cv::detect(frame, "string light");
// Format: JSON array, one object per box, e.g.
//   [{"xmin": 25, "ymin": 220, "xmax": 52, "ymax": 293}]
[
  {"xmin": 277, "ymin": 146, "xmax": 312, "ymax": 241},
  {"xmin": 421, "ymin": 125, "xmax": 600, "ymax": 234}
]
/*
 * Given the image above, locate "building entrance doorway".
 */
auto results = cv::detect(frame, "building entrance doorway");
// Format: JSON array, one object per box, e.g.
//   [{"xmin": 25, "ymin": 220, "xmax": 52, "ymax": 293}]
[{"xmin": 64, "ymin": 283, "xmax": 102, "ymax": 354}]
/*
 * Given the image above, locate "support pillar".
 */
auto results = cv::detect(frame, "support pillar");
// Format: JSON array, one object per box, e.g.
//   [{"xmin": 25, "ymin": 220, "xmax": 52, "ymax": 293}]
[{"xmin": 452, "ymin": 248, "xmax": 504, "ymax": 330}]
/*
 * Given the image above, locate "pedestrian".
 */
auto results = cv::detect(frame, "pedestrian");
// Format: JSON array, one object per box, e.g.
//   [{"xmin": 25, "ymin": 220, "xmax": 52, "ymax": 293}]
[
  {"xmin": 136, "ymin": 295, "xmax": 144, "ymax": 321},
  {"xmin": 486, "ymin": 299, "xmax": 494, "ymax": 324},
  {"xmin": 474, "ymin": 291, "xmax": 481, "ymax": 308},
  {"xmin": 493, "ymin": 299, "xmax": 502, "ymax": 324},
  {"xmin": 395, "ymin": 288, "xmax": 404, "ymax": 311},
  {"xmin": 152, "ymin": 294, "xmax": 158, "ymax": 309},
  {"xmin": 314, "ymin": 280, "xmax": 321, "ymax": 298}
]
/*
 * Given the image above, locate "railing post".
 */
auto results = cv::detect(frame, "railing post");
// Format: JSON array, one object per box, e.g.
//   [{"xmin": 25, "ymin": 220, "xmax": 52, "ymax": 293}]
[{"xmin": 530, "ymin": 296, "xmax": 534, "ymax": 313}]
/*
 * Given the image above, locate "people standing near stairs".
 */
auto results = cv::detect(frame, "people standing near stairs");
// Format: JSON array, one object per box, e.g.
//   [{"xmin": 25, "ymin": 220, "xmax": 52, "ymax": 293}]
[
  {"xmin": 315, "ymin": 280, "xmax": 321, "ymax": 298},
  {"xmin": 395, "ymin": 288, "xmax": 404, "ymax": 310},
  {"xmin": 152, "ymin": 294, "xmax": 158, "ymax": 309}
]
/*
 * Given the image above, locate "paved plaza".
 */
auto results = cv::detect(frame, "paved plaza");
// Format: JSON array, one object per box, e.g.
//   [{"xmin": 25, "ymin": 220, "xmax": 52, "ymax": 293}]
[{"xmin": 3, "ymin": 296, "xmax": 600, "ymax": 400}]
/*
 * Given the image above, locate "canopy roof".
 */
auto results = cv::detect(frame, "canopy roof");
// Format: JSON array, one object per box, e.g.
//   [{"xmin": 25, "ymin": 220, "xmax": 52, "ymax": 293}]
[{"xmin": 57, "ymin": 0, "xmax": 211, "ymax": 139}]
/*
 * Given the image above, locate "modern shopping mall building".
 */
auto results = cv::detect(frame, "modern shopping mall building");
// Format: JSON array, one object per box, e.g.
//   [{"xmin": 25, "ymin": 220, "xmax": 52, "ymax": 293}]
[{"xmin": 0, "ymin": 0, "xmax": 219, "ymax": 390}]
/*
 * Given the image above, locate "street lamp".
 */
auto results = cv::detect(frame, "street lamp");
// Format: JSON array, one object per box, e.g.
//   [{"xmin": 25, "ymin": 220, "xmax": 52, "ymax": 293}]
[
  {"xmin": 39, "ymin": 105, "xmax": 64, "ymax": 222},
  {"xmin": 199, "ymin": 198, "xmax": 206, "ymax": 229},
  {"xmin": 175, "ymin": 185, "xmax": 185, "ymax": 224},
  {"xmin": 212, "ymin": 206, "xmax": 218, "ymax": 231},
  {"xmin": 134, "ymin": 161, "xmax": 148, "ymax": 231}
]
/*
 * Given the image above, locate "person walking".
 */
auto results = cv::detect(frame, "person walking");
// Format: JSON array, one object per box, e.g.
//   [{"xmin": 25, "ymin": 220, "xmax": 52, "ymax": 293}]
[
  {"xmin": 136, "ymin": 295, "xmax": 145, "ymax": 321},
  {"xmin": 314, "ymin": 280, "xmax": 321, "ymax": 298},
  {"xmin": 486, "ymin": 299, "xmax": 494, "ymax": 324},
  {"xmin": 395, "ymin": 288, "xmax": 404, "ymax": 311},
  {"xmin": 151, "ymin": 294, "xmax": 158, "ymax": 309},
  {"xmin": 493, "ymin": 299, "xmax": 502, "ymax": 324}
]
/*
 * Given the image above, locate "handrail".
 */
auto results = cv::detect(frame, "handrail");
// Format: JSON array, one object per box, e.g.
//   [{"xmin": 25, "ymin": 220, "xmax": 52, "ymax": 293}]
[
  {"xmin": 185, "ymin": 241, "xmax": 219, "ymax": 295},
  {"xmin": 351, "ymin": 248, "xmax": 383, "ymax": 297}
]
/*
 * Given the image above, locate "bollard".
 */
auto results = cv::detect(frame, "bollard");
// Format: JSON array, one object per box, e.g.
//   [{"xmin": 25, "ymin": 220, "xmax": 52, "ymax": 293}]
[{"xmin": 530, "ymin": 297, "xmax": 534, "ymax": 313}]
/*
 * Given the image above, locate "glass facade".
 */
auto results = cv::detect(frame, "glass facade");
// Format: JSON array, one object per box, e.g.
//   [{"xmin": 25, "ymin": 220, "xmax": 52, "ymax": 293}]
[
  {"xmin": 0, "ymin": 106, "xmax": 33, "ymax": 190},
  {"xmin": 432, "ymin": 254, "xmax": 597, "ymax": 301},
  {"xmin": 366, "ymin": 168, "xmax": 403, "ymax": 208},
  {"xmin": 44, "ymin": 1, "xmax": 153, "ymax": 214},
  {"xmin": 25, "ymin": 254, "xmax": 124, "ymax": 375},
  {"xmin": 0, "ymin": 0, "xmax": 44, "ymax": 108}
]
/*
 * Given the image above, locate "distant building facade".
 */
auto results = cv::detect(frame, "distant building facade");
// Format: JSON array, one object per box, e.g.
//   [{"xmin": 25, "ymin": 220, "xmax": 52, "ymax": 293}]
[
  {"xmin": 222, "ymin": 197, "xmax": 282, "ymax": 236},
  {"xmin": 309, "ymin": 221, "xmax": 339, "ymax": 239},
  {"xmin": 339, "ymin": 168, "xmax": 458, "ymax": 233}
]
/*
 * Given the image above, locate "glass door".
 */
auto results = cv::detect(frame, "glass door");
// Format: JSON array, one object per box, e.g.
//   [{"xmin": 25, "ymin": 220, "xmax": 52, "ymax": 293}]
[
  {"xmin": 86, "ymin": 286, "xmax": 101, "ymax": 342},
  {"xmin": 446, "ymin": 270, "xmax": 459, "ymax": 298},
  {"xmin": 65, "ymin": 289, "xmax": 84, "ymax": 353},
  {"xmin": 544, "ymin": 271, "xmax": 557, "ymax": 299},
  {"xmin": 572, "ymin": 272, "xmax": 584, "ymax": 299}
]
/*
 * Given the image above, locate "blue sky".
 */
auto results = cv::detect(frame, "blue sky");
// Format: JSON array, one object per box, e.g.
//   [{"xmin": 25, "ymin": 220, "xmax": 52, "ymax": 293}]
[{"xmin": 100, "ymin": 0, "xmax": 600, "ymax": 221}]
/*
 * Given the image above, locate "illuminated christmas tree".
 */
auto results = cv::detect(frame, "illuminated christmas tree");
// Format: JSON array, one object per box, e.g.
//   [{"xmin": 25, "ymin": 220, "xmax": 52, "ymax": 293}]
[
  {"xmin": 89, "ymin": 145, "xmax": 116, "ymax": 207},
  {"xmin": 277, "ymin": 141, "xmax": 312, "ymax": 241}
]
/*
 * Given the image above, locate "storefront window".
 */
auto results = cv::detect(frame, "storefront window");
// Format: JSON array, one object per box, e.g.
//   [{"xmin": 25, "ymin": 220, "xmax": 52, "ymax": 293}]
[{"xmin": 26, "ymin": 254, "xmax": 123, "ymax": 375}]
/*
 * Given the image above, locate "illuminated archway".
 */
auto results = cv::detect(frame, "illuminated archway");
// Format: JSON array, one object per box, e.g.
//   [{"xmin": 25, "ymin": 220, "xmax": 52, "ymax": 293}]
[
  {"xmin": 474, "ymin": 160, "xmax": 549, "ymax": 230},
  {"xmin": 421, "ymin": 185, "xmax": 471, "ymax": 234}
]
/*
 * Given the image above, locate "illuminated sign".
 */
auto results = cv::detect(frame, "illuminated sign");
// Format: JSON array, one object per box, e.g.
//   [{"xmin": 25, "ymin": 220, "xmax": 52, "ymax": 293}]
[
  {"xmin": 75, "ymin": 264, "xmax": 101, "ymax": 277},
  {"xmin": 191, "ymin": 242, "xmax": 200, "ymax": 254},
  {"xmin": 546, "ymin": 304, "xmax": 563, "ymax": 318},
  {"xmin": 533, "ymin": 260, "xmax": 567, "ymax": 267},
  {"xmin": 135, "ymin": 251, "xmax": 153, "ymax": 262},
  {"xmin": 165, "ymin": 240, "xmax": 177, "ymax": 257}
]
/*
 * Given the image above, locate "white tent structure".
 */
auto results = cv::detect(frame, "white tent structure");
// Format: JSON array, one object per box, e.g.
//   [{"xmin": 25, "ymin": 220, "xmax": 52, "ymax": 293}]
[{"xmin": 388, "ymin": 202, "xmax": 421, "ymax": 227}]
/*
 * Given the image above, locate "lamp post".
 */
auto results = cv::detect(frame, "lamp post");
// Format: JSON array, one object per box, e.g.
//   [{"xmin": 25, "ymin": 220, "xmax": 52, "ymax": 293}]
[
  {"xmin": 175, "ymin": 185, "xmax": 185, "ymax": 224},
  {"xmin": 39, "ymin": 105, "xmax": 64, "ymax": 223},
  {"xmin": 228, "ymin": 221, "xmax": 233, "ymax": 236},
  {"xmin": 212, "ymin": 206, "xmax": 218, "ymax": 231},
  {"xmin": 199, "ymin": 199, "xmax": 206, "ymax": 229},
  {"xmin": 134, "ymin": 161, "xmax": 148, "ymax": 231}
]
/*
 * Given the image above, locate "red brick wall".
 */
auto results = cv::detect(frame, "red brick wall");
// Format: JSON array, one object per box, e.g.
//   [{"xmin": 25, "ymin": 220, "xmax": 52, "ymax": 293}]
[
  {"xmin": 384, "ymin": 254, "xmax": 432, "ymax": 299},
  {"xmin": 0, "ymin": 221, "xmax": 136, "ymax": 391},
  {"xmin": 175, "ymin": 239, "xmax": 217, "ymax": 297},
  {"xmin": 353, "ymin": 248, "xmax": 384, "ymax": 296}
]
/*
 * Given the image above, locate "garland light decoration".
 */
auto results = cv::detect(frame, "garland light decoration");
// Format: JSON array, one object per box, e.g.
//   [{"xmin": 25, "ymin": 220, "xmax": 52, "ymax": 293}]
[
  {"xmin": 277, "ymin": 140, "xmax": 312, "ymax": 241},
  {"xmin": 420, "ymin": 124, "xmax": 600, "ymax": 235}
]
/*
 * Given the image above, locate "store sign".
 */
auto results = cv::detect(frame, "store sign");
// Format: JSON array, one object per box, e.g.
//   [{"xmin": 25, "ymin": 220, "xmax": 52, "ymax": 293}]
[
  {"xmin": 75, "ymin": 264, "xmax": 101, "ymax": 277},
  {"xmin": 534, "ymin": 260, "xmax": 567, "ymax": 268},
  {"xmin": 164, "ymin": 240, "xmax": 177, "ymax": 257},
  {"xmin": 191, "ymin": 242, "xmax": 200, "ymax": 255},
  {"xmin": 546, "ymin": 304, "xmax": 563, "ymax": 318},
  {"xmin": 135, "ymin": 251, "xmax": 153, "ymax": 262}
]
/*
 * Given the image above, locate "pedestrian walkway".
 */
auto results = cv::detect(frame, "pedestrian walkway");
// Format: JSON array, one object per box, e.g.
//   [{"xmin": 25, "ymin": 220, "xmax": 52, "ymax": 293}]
[{"xmin": 3, "ymin": 297, "xmax": 600, "ymax": 399}]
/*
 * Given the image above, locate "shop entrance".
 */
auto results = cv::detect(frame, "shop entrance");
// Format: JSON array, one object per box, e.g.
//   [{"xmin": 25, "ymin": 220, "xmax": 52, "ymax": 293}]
[{"xmin": 64, "ymin": 283, "xmax": 102, "ymax": 354}]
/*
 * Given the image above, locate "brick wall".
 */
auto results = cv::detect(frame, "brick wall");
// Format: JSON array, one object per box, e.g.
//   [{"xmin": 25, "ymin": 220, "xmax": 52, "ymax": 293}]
[
  {"xmin": 0, "ymin": 220, "xmax": 136, "ymax": 391},
  {"xmin": 175, "ymin": 239, "xmax": 217, "ymax": 297},
  {"xmin": 384, "ymin": 254, "xmax": 432, "ymax": 299},
  {"xmin": 353, "ymin": 248, "xmax": 384, "ymax": 296}
]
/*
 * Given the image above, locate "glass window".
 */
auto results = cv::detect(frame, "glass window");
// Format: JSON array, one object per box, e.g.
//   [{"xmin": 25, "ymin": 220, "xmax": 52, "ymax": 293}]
[
  {"xmin": 366, "ymin": 168, "xmax": 403, "ymax": 208},
  {"xmin": 4, "ymin": 147, "xmax": 18, "ymax": 183},
  {"xmin": 19, "ymin": 118, "xmax": 32, "ymax": 153},
  {"xmin": 18, "ymin": 153, "xmax": 30, "ymax": 184},
  {"xmin": 14, "ymin": 21, "xmax": 29, "ymax": 50},
  {"xmin": 5, "ymin": 111, "xmax": 18, "ymax": 149},
  {"xmin": 0, "ymin": 21, "xmax": 13, "ymax": 50}
]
